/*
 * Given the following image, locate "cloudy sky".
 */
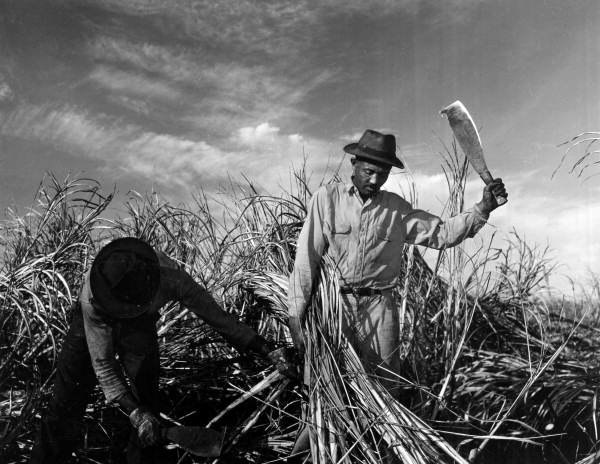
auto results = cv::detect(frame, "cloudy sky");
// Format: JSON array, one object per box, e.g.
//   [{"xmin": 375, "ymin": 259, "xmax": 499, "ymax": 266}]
[{"xmin": 0, "ymin": 0, "xmax": 599, "ymax": 293}]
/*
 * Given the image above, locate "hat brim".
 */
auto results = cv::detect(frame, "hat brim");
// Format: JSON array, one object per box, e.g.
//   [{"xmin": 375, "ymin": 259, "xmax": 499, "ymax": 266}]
[
  {"xmin": 344, "ymin": 143, "xmax": 404, "ymax": 169},
  {"xmin": 90, "ymin": 238, "xmax": 160, "ymax": 319}
]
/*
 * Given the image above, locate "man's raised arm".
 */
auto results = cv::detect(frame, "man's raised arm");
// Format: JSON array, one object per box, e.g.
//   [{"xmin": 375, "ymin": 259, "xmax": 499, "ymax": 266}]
[{"xmin": 404, "ymin": 179, "xmax": 506, "ymax": 249}]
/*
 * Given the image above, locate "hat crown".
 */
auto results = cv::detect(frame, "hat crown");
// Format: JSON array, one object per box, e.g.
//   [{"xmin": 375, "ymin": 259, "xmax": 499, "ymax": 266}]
[
  {"xmin": 90, "ymin": 237, "xmax": 160, "ymax": 318},
  {"xmin": 98, "ymin": 250, "xmax": 155, "ymax": 305},
  {"xmin": 343, "ymin": 129, "xmax": 404, "ymax": 168},
  {"xmin": 357, "ymin": 130, "xmax": 396, "ymax": 155}
]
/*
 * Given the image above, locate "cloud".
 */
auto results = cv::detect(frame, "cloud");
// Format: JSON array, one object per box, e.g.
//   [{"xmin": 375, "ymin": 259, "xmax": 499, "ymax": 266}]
[
  {"xmin": 339, "ymin": 131, "xmax": 365, "ymax": 143},
  {"xmin": 232, "ymin": 122, "xmax": 318, "ymax": 158},
  {"xmin": 0, "ymin": 83, "xmax": 13, "ymax": 103},
  {"xmin": 382, "ymin": 167, "xmax": 600, "ymax": 293},
  {"xmin": 237, "ymin": 122, "xmax": 281, "ymax": 146},
  {"xmin": 107, "ymin": 95, "xmax": 152, "ymax": 116},
  {"xmin": 230, "ymin": 121, "xmax": 343, "ymax": 189},
  {"xmin": 88, "ymin": 65, "xmax": 182, "ymax": 102},
  {"xmin": 0, "ymin": 103, "xmax": 227, "ymax": 188},
  {"xmin": 0, "ymin": 74, "xmax": 14, "ymax": 105},
  {"xmin": 117, "ymin": 134, "xmax": 234, "ymax": 188},
  {"xmin": 74, "ymin": 1, "xmax": 490, "ymax": 143},
  {"xmin": 179, "ymin": 67, "xmax": 335, "ymax": 134},
  {"xmin": 0, "ymin": 104, "xmax": 339, "ymax": 195},
  {"xmin": 82, "ymin": 1, "xmax": 320, "ymax": 57},
  {"xmin": 492, "ymin": 197, "xmax": 600, "ymax": 295},
  {"xmin": 82, "ymin": 0, "xmax": 485, "ymax": 47},
  {"xmin": 78, "ymin": 0, "xmax": 489, "ymax": 114},
  {"xmin": 86, "ymin": 35, "xmax": 336, "ymax": 133},
  {"xmin": 87, "ymin": 37, "xmax": 205, "ymax": 85}
]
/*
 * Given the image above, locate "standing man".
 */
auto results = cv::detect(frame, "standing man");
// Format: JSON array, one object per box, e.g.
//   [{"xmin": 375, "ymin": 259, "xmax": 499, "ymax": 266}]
[
  {"xmin": 287, "ymin": 129, "xmax": 507, "ymax": 458},
  {"xmin": 31, "ymin": 237, "xmax": 295, "ymax": 464}
]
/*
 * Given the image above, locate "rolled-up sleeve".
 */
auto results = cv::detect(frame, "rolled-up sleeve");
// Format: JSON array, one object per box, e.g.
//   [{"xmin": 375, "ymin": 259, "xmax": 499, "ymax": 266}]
[
  {"xmin": 404, "ymin": 204, "xmax": 489, "ymax": 250},
  {"xmin": 166, "ymin": 268, "xmax": 259, "ymax": 353},
  {"xmin": 80, "ymin": 276, "xmax": 129, "ymax": 404},
  {"xmin": 288, "ymin": 188, "xmax": 327, "ymax": 324}
]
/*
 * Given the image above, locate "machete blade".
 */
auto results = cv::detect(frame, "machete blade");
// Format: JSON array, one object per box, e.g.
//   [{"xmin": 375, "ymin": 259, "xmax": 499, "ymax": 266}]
[
  {"xmin": 163, "ymin": 426, "xmax": 225, "ymax": 457},
  {"xmin": 440, "ymin": 100, "xmax": 494, "ymax": 184}
]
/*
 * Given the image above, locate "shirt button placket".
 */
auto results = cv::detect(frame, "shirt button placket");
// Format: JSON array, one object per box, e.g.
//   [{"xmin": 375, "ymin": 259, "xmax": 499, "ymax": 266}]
[
  {"xmin": 358, "ymin": 203, "xmax": 369, "ymax": 284},
  {"xmin": 352, "ymin": 209, "xmax": 359, "ymax": 284}
]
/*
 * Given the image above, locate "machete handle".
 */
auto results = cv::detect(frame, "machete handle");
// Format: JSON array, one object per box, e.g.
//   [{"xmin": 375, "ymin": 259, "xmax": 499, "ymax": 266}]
[
  {"xmin": 482, "ymin": 176, "xmax": 507, "ymax": 206},
  {"xmin": 495, "ymin": 195, "xmax": 507, "ymax": 206}
]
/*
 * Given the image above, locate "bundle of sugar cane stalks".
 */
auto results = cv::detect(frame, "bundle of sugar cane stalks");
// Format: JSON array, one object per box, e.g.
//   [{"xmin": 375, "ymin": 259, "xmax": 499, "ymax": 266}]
[
  {"xmin": 302, "ymin": 257, "xmax": 467, "ymax": 464},
  {"xmin": 244, "ymin": 258, "xmax": 468, "ymax": 464}
]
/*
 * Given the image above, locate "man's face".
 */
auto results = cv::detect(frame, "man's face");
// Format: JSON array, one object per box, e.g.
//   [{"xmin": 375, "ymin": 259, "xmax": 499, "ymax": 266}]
[{"xmin": 352, "ymin": 159, "xmax": 391, "ymax": 198}]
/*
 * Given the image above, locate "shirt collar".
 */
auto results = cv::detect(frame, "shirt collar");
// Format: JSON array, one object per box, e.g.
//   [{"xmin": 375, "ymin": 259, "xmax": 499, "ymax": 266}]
[{"xmin": 346, "ymin": 182, "xmax": 382, "ymax": 200}]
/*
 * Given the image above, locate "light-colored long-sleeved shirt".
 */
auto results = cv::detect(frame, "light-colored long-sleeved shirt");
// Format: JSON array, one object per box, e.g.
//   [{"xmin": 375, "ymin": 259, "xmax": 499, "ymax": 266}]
[
  {"xmin": 81, "ymin": 251, "xmax": 260, "ymax": 403},
  {"xmin": 288, "ymin": 182, "xmax": 489, "ymax": 322}
]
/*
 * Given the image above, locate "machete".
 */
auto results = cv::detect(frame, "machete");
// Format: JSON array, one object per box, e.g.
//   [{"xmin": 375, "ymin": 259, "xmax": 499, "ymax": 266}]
[
  {"xmin": 162, "ymin": 425, "xmax": 225, "ymax": 457},
  {"xmin": 440, "ymin": 100, "xmax": 507, "ymax": 206}
]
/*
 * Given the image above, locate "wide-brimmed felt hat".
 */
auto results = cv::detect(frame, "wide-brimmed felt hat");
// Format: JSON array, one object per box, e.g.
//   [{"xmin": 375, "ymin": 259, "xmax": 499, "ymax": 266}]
[
  {"xmin": 90, "ymin": 237, "xmax": 160, "ymax": 319},
  {"xmin": 343, "ymin": 129, "xmax": 404, "ymax": 169}
]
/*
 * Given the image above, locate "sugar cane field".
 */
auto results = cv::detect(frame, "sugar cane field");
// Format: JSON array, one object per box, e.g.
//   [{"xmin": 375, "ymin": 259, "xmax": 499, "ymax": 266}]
[{"xmin": 0, "ymin": 139, "xmax": 598, "ymax": 464}]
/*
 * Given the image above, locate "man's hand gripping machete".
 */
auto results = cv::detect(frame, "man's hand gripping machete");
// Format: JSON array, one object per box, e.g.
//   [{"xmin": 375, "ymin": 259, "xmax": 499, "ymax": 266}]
[{"xmin": 440, "ymin": 100, "xmax": 507, "ymax": 206}]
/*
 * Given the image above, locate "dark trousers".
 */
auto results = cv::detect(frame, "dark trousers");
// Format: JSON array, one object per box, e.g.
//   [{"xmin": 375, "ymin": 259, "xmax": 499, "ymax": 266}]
[{"xmin": 29, "ymin": 303, "xmax": 160, "ymax": 464}]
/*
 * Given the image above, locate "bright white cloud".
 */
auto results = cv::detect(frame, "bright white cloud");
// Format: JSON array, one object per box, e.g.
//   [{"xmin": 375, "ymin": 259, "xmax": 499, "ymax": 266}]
[
  {"xmin": 237, "ymin": 122, "xmax": 280, "ymax": 146},
  {"xmin": 0, "ymin": 73, "xmax": 14, "ymax": 104},
  {"xmin": 289, "ymin": 134, "xmax": 303, "ymax": 143},
  {"xmin": 230, "ymin": 121, "xmax": 341, "ymax": 189},
  {"xmin": 339, "ymin": 131, "xmax": 365, "ymax": 143},
  {"xmin": 0, "ymin": 83, "xmax": 13, "ymax": 104},
  {"xmin": 232, "ymin": 122, "xmax": 324, "ymax": 160}
]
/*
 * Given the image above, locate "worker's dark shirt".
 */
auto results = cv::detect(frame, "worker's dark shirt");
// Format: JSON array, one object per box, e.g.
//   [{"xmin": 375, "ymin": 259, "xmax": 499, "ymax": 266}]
[{"xmin": 81, "ymin": 251, "xmax": 259, "ymax": 403}]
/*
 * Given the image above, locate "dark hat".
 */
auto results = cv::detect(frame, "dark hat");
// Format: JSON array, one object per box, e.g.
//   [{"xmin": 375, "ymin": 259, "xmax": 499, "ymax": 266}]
[
  {"xmin": 90, "ymin": 237, "xmax": 160, "ymax": 319},
  {"xmin": 343, "ymin": 129, "xmax": 404, "ymax": 169}
]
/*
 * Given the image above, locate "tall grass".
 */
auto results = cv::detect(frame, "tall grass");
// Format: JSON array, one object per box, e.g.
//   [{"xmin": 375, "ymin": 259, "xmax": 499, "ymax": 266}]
[
  {"xmin": 553, "ymin": 132, "xmax": 600, "ymax": 181},
  {"xmin": 0, "ymin": 149, "xmax": 598, "ymax": 463},
  {"xmin": 0, "ymin": 175, "xmax": 111, "ymax": 457}
]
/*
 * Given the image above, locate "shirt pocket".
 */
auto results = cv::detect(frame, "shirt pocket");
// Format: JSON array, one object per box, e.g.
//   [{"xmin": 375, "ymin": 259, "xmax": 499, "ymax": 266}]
[
  {"xmin": 331, "ymin": 220, "xmax": 352, "ymax": 249},
  {"xmin": 332, "ymin": 220, "xmax": 352, "ymax": 236}
]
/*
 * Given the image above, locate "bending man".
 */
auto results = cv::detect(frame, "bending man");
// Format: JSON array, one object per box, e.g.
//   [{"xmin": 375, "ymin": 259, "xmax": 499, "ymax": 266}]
[{"xmin": 31, "ymin": 237, "xmax": 295, "ymax": 464}]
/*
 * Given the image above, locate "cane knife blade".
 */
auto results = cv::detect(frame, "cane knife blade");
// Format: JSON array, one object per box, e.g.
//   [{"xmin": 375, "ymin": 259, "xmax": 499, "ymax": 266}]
[{"xmin": 440, "ymin": 100, "xmax": 494, "ymax": 184}]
